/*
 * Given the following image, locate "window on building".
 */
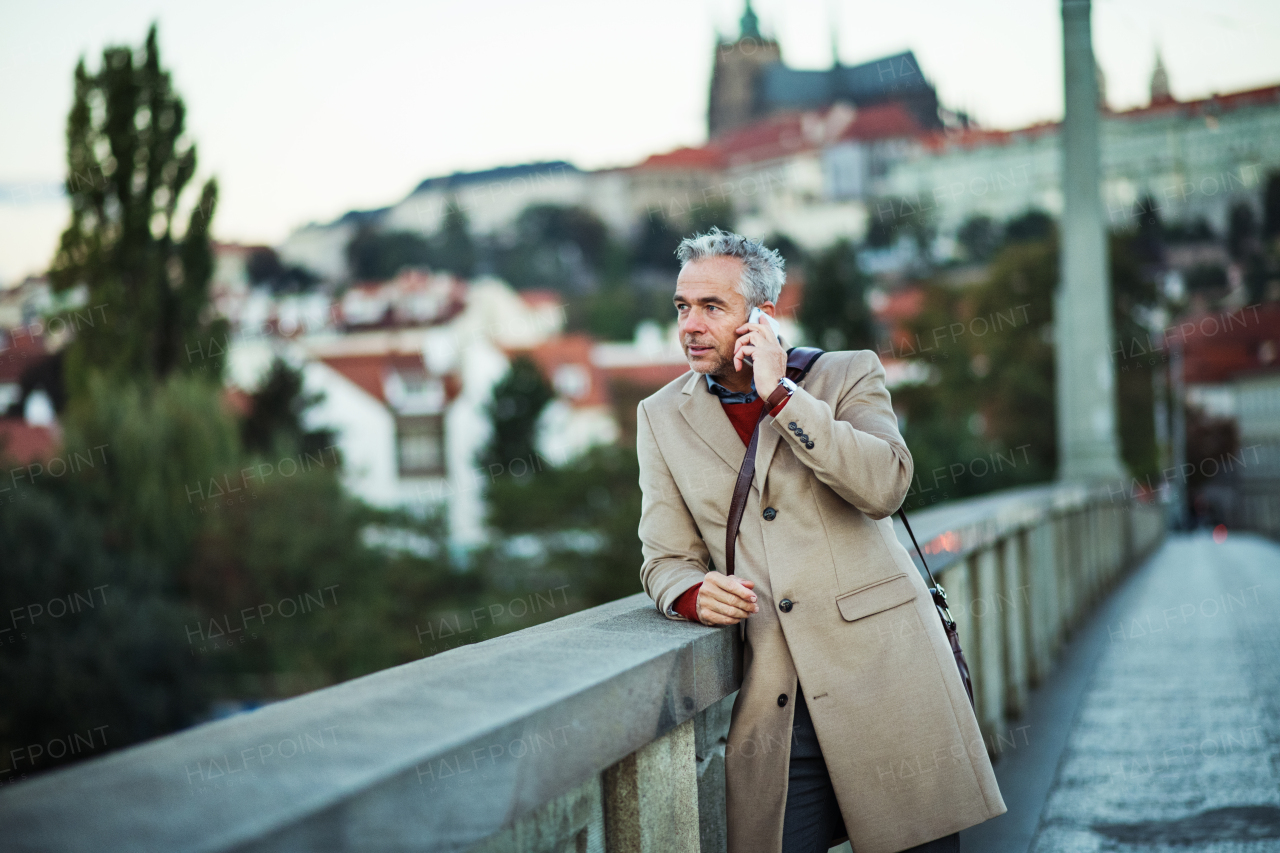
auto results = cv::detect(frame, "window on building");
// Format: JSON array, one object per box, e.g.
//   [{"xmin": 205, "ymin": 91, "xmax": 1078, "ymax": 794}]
[{"xmin": 397, "ymin": 415, "xmax": 445, "ymax": 476}]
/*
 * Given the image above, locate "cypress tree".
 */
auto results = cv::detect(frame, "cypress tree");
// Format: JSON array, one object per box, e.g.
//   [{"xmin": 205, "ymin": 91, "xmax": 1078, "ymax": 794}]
[{"xmin": 49, "ymin": 24, "xmax": 226, "ymax": 394}]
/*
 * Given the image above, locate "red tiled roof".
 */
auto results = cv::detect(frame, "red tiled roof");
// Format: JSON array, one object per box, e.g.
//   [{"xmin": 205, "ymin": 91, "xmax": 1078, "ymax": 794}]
[
  {"xmin": 716, "ymin": 103, "xmax": 927, "ymax": 168},
  {"xmin": 0, "ymin": 419, "xmax": 58, "ymax": 464},
  {"xmin": 835, "ymin": 102, "xmax": 926, "ymax": 142},
  {"xmin": 918, "ymin": 121, "xmax": 1058, "ymax": 153},
  {"xmin": 1165, "ymin": 304, "xmax": 1280, "ymax": 384},
  {"xmin": 1113, "ymin": 83, "xmax": 1280, "ymax": 122},
  {"xmin": 919, "ymin": 82, "xmax": 1280, "ymax": 152},
  {"xmin": 631, "ymin": 102, "xmax": 927, "ymax": 174},
  {"xmin": 634, "ymin": 146, "xmax": 728, "ymax": 171},
  {"xmin": 319, "ymin": 352, "xmax": 433, "ymax": 406},
  {"xmin": 506, "ymin": 333, "xmax": 612, "ymax": 408},
  {"xmin": 519, "ymin": 289, "xmax": 563, "ymax": 307},
  {"xmin": 715, "ymin": 110, "xmax": 816, "ymax": 167}
]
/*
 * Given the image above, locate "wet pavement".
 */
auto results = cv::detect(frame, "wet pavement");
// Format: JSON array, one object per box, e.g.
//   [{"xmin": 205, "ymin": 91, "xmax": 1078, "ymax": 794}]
[{"xmin": 958, "ymin": 531, "xmax": 1280, "ymax": 853}]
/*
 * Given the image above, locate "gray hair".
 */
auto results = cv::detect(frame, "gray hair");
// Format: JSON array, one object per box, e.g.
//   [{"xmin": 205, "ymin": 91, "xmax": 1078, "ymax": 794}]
[{"xmin": 675, "ymin": 226, "xmax": 786, "ymax": 308}]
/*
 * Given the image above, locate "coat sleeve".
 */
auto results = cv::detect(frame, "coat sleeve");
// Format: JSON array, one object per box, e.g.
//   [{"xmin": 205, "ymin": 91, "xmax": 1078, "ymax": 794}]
[
  {"xmin": 767, "ymin": 349, "xmax": 913, "ymax": 519},
  {"xmin": 636, "ymin": 399, "xmax": 711, "ymax": 620}
]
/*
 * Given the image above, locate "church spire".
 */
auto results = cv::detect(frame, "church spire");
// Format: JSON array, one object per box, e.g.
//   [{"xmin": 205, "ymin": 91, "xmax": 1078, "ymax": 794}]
[
  {"xmin": 1150, "ymin": 48, "xmax": 1173, "ymax": 105},
  {"xmin": 739, "ymin": 0, "xmax": 762, "ymax": 41},
  {"xmin": 830, "ymin": 9, "xmax": 841, "ymax": 67}
]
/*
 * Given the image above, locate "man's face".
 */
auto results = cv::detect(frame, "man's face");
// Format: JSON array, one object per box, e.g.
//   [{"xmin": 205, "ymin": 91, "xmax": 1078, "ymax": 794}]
[{"xmin": 674, "ymin": 256, "xmax": 751, "ymax": 376}]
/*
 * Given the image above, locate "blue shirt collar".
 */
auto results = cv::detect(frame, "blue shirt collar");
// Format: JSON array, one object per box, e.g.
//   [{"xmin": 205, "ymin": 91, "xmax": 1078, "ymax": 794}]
[{"xmin": 705, "ymin": 373, "xmax": 759, "ymax": 404}]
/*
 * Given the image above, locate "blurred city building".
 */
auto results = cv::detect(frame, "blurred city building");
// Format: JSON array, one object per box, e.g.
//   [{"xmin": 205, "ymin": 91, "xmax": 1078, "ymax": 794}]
[
  {"xmin": 274, "ymin": 32, "xmax": 1280, "ymax": 285},
  {"xmin": 1166, "ymin": 303, "xmax": 1280, "ymax": 534},
  {"xmin": 882, "ymin": 80, "xmax": 1280, "ymax": 245},
  {"xmin": 218, "ymin": 270, "xmax": 692, "ymax": 549}
]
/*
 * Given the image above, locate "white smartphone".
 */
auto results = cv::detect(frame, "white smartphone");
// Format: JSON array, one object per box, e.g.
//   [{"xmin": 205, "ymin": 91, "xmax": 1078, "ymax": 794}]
[{"xmin": 743, "ymin": 307, "xmax": 782, "ymax": 366}]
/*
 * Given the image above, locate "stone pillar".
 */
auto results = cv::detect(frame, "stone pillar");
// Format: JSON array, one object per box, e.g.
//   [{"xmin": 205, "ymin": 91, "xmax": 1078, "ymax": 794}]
[
  {"xmin": 1027, "ymin": 522, "xmax": 1057, "ymax": 685},
  {"xmin": 972, "ymin": 547, "xmax": 1004, "ymax": 745},
  {"xmin": 1001, "ymin": 534, "xmax": 1030, "ymax": 719},
  {"xmin": 603, "ymin": 718, "xmax": 701, "ymax": 853},
  {"xmin": 693, "ymin": 694, "xmax": 735, "ymax": 853},
  {"xmin": 1055, "ymin": 0, "xmax": 1126, "ymax": 483},
  {"xmin": 1057, "ymin": 513, "xmax": 1077, "ymax": 637}
]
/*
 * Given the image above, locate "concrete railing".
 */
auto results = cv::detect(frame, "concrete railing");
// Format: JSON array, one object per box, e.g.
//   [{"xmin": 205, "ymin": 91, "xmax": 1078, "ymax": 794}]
[{"xmin": 0, "ymin": 484, "xmax": 1165, "ymax": 853}]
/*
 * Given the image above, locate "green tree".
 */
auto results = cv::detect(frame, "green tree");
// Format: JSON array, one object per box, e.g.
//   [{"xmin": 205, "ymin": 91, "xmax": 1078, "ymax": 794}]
[
  {"xmin": 433, "ymin": 201, "xmax": 476, "ymax": 278},
  {"xmin": 892, "ymin": 235, "xmax": 1058, "ymax": 508},
  {"xmin": 763, "ymin": 232, "xmax": 805, "ymax": 270},
  {"xmin": 483, "ymin": 445, "xmax": 644, "ymax": 607},
  {"xmin": 479, "ymin": 356, "xmax": 555, "ymax": 471},
  {"xmin": 1227, "ymin": 200, "xmax": 1258, "ymax": 261},
  {"xmin": 1263, "ymin": 171, "xmax": 1280, "ymax": 241},
  {"xmin": 956, "ymin": 215, "xmax": 1001, "ymax": 263},
  {"xmin": 1109, "ymin": 232, "xmax": 1160, "ymax": 480},
  {"xmin": 0, "ymin": 373, "xmax": 242, "ymax": 772},
  {"xmin": 345, "ymin": 226, "xmax": 433, "ymax": 281},
  {"xmin": 494, "ymin": 204, "xmax": 614, "ymax": 293},
  {"xmin": 1004, "ymin": 210, "xmax": 1054, "ymax": 244},
  {"xmin": 240, "ymin": 357, "xmax": 336, "ymax": 458},
  {"xmin": 2, "ymin": 24, "xmax": 480, "ymax": 779},
  {"xmin": 48, "ymin": 24, "xmax": 226, "ymax": 393},
  {"xmin": 632, "ymin": 210, "xmax": 682, "ymax": 271},
  {"xmin": 894, "ymin": 218, "xmax": 1161, "ymax": 509},
  {"xmin": 688, "ymin": 199, "xmax": 735, "ymax": 234},
  {"xmin": 864, "ymin": 199, "xmax": 898, "ymax": 248},
  {"xmin": 800, "ymin": 239, "xmax": 875, "ymax": 351}
]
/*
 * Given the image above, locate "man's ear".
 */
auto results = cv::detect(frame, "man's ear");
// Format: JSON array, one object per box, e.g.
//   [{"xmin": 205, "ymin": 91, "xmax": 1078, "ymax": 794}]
[{"xmin": 759, "ymin": 302, "xmax": 777, "ymax": 317}]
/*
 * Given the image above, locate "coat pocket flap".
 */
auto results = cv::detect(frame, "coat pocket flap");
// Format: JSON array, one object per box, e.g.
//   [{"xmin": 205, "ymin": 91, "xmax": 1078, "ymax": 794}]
[{"xmin": 835, "ymin": 574, "xmax": 917, "ymax": 622}]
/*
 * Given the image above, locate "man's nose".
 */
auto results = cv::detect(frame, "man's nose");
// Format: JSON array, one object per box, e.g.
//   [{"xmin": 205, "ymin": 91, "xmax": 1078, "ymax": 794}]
[{"xmin": 682, "ymin": 311, "xmax": 709, "ymax": 335}]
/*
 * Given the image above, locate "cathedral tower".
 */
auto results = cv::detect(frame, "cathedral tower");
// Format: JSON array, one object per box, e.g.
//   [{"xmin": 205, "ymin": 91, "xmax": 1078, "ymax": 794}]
[{"xmin": 708, "ymin": 1, "xmax": 781, "ymax": 137}]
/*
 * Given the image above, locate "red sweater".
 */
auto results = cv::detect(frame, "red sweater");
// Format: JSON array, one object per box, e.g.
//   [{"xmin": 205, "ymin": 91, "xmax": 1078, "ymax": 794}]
[{"xmin": 671, "ymin": 393, "xmax": 790, "ymax": 621}]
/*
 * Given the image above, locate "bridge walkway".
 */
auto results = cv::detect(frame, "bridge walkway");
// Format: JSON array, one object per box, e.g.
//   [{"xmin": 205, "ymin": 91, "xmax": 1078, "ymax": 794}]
[{"xmin": 957, "ymin": 532, "xmax": 1280, "ymax": 853}]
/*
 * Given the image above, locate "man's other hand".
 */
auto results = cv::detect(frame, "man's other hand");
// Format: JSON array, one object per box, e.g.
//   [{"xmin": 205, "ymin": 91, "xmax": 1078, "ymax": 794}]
[{"xmin": 696, "ymin": 571, "xmax": 760, "ymax": 626}]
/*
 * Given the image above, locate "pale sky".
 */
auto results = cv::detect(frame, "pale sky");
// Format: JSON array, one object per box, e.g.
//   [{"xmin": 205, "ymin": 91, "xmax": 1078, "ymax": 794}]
[{"xmin": 2, "ymin": 0, "xmax": 1278, "ymax": 284}]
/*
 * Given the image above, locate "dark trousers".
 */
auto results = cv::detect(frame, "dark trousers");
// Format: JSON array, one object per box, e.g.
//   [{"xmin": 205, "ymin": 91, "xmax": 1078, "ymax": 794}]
[{"xmin": 781, "ymin": 687, "xmax": 960, "ymax": 853}]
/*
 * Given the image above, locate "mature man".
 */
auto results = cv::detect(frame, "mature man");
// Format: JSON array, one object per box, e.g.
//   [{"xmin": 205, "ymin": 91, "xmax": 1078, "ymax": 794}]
[{"xmin": 636, "ymin": 229, "xmax": 1006, "ymax": 853}]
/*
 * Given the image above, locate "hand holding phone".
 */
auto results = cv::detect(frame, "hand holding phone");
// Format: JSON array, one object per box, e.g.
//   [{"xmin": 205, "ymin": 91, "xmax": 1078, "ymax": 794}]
[{"xmin": 742, "ymin": 307, "xmax": 782, "ymax": 367}]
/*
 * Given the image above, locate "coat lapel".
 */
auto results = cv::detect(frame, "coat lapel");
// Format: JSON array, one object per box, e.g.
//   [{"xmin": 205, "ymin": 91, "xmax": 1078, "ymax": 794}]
[
  {"xmin": 678, "ymin": 372, "xmax": 746, "ymax": 474},
  {"xmin": 678, "ymin": 372, "xmax": 784, "ymax": 496}
]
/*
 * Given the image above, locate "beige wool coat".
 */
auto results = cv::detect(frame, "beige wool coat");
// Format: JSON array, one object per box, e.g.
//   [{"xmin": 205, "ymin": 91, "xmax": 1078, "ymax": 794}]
[{"xmin": 636, "ymin": 349, "xmax": 1007, "ymax": 853}]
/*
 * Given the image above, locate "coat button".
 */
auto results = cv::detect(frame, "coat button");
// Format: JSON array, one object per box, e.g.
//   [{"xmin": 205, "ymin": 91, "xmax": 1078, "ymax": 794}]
[
  {"xmin": 787, "ymin": 422, "xmax": 798, "ymax": 431},
  {"xmin": 777, "ymin": 694, "xmax": 788, "ymax": 707},
  {"xmin": 763, "ymin": 507, "xmax": 777, "ymax": 521},
  {"xmin": 806, "ymin": 440, "xmax": 815, "ymax": 449},
  {"xmin": 779, "ymin": 598, "xmax": 793, "ymax": 612}
]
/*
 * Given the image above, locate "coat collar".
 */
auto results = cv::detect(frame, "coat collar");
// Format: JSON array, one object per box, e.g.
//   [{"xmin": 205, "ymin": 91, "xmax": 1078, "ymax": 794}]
[{"xmin": 678, "ymin": 371, "xmax": 783, "ymax": 496}]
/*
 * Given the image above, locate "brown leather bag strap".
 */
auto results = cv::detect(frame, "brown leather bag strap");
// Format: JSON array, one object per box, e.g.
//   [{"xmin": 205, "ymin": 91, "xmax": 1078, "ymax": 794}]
[
  {"xmin": 724, "ymin": 347, "xmax": 824, "ymax": 576},
  {"xmin": 897, "ymin": 506, "xmax": 958, "ymax": 630}
]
